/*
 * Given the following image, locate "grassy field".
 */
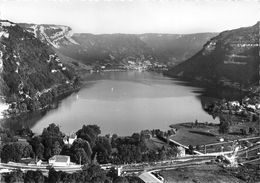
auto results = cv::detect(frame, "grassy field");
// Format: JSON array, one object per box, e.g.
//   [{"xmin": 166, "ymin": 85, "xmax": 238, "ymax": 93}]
[
  {"xmin": 160, "ymin": 164, "xmax": 244, "ymax": 183},
  {"xmin": 170, "ymin": 122, "xmax": 260, "ymax": 145},
  {"xmin": 169, "ymin": 128, "xmax": 218, "ymax": 147}
]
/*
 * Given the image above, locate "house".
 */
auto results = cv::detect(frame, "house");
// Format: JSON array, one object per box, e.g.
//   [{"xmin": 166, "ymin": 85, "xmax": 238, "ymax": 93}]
[
  {"xmin": 177, "ymin": 146, "xmax": 186, "ymax": 157},
  {"xmin": 229, "ymin": 101, "xmax": 240, "ymax": 107},
  {"xmin": 247, "ymin": 104, "xmax": 256, "ymax": 111},
  {"xmin": 63, "ymin": 133, "xmax": 77, "ymax": 145},
  {"xmin": 48, "ymin": 155, "xmax": 70, "ymax": 167},
  {"xmin": 37, "ymin": 160, "xmax": 42, "ymax": 166}
]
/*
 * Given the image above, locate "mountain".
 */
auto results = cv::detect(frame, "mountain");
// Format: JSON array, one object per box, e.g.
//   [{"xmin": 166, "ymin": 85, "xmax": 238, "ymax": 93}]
[
  {"xmin": 0, "ymin": 20, "xmax": 79, "ymax": 114},
  {"xmin": 138, "ymin": 33, "xmax": 217, "ymax": 65},
  {"xmin": 63, "ymin": 33, "xmax": 155, "ymax": 66},
  {"xmin": 166, "ymin": 22, "xmax": 260, "ymax": 87},
  {"xmin": 19, "ymin": 23, "xmax": 216, "ymax": 67}
]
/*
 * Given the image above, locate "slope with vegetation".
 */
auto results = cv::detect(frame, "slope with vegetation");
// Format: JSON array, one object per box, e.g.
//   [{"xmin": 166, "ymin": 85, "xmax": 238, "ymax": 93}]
[
  {"xmin": 166, "ymin": 22, "xmax": 259, "ymax": 87},
  {"xmin": 0, "ymin": 20, "xmax": 80, "ymax": 115}
]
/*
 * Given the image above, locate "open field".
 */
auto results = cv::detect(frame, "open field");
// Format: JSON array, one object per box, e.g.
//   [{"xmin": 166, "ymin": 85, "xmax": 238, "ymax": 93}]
[
  {"xmin": 170, "ymin": 122, "xmax": 260, "ymax": 145},
  {"xmin": 160, "ymin": 163, "xmax": 244, "ymax": 183}
]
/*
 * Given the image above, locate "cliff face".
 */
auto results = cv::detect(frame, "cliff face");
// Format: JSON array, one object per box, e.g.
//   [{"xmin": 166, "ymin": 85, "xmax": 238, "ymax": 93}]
[
  {"xmin": 18, "ymin": 23, "xmax": 79, "ymax": 48},
  {"xmin": 166, "ymin": 22, "xmax": 260, "ymax": 87},
  {"xmin": 0, "ymin": 20, "xmax": 78, "ymax": 114}
]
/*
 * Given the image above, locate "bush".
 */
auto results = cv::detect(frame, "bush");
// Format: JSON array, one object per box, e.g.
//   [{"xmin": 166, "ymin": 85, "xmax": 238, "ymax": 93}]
[{"xmin": 219, "ymin": 121, "xmax": 230, "ymax": 134}]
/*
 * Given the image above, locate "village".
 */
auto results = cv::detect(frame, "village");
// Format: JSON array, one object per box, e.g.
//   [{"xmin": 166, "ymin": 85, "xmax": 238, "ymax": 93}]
[
  {"xmin": 90, "ymin": 59, "xmax": 168, "ymax": 73},
  {"xmin": 1, "ymin": 120, "xmax": 260, "ymax": 183}
]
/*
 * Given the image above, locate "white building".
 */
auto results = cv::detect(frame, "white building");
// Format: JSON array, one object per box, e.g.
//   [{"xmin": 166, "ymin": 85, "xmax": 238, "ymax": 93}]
[
  {"xmin": 63, "ymin": 134, "xmax": 77, "ymax": 145},
  {"xmin": 48, "ymin": 155, "xmax": 70, "ymax": 167},
  {"xmin": 177, "ymin": 146, "xmax": 186, "ymax": 157},
  {"xmin": 229, "ymin": 101, "xmax": 240, "ymax": 107}
]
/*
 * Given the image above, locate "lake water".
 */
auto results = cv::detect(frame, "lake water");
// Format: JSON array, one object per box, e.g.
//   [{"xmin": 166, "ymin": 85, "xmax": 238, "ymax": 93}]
[{"xmin": 29, "ymin": 71, "xmax": 220, "ymax": 136}]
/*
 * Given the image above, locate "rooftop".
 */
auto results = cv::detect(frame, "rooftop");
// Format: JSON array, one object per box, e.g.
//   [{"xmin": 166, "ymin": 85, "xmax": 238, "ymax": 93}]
[{"xmin": 49, "ymin": 155, "xmax": 70, "ymax": 163}]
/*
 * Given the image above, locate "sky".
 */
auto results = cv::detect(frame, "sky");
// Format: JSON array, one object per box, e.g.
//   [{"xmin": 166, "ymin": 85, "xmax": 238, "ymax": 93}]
[{"xmin": 0, "ymin": 0, "xmax": 259, "ymax": 34}]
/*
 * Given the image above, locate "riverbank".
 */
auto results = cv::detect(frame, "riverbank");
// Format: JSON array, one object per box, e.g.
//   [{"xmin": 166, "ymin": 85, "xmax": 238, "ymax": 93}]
[
  {"xmin": 163, "ymin": 70, "xmax": 259, "ymax": 96},
  {"xmin": 4, "ymin": 82, "xmax": 80, "ymax": 117},
  {"xmin": 0, "ymin": 78, "xmax": 82, "ymax": 134}
]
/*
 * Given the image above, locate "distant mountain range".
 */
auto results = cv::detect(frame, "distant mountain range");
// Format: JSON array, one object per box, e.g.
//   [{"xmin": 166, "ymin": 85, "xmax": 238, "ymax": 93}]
[
  {"xmin": 19, "ymin": 23, "xmax": 217, "ymax": 67},
  {"xmin": 166, "ymin": 22, "xmax": 260, "ymax": 87},
  {"xmin": 139, "ymin": 33, "xmax": 217, "ymax": 65}
]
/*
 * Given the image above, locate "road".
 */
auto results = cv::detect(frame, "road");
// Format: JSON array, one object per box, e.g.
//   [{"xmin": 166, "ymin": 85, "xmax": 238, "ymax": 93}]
[
  {"xmin": 1, "ymin": 137, "xmax": 259, "ymax": 176},
  {"xmin": 0, "ymin": 162, "xmax": 82, "ymax": 173}
]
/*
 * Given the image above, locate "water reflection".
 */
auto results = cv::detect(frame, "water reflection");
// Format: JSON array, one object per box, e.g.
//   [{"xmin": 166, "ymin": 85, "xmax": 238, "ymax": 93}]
[{"xmin": 1, "ymin": 71, "xmax": 245, "ymax": 136}]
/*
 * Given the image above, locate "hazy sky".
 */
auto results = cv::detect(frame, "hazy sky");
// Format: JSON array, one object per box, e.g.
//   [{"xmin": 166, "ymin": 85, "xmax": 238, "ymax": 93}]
[{"xmin": 0, "ymin": 0, "xmax": 259, "ymax": 34}]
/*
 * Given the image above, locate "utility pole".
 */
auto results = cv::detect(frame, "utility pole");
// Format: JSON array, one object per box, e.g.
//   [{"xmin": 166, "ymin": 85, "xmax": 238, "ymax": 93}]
[
  {"xmin": 258, "ymin": 21, "xmax": 260, "ymax": 135},
  {"xmin": 259, "ymin": 20, "xmax": 260, "ymax": 85}
]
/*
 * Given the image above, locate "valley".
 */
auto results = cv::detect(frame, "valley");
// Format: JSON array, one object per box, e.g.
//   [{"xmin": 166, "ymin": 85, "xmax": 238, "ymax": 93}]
[
  {"xmin": 19, "ymin": 23, "xmax": 217, "ymax": 70},
  {"xmin": 0, "ymin": 16, "xmax": 259, "ymax": 183}
]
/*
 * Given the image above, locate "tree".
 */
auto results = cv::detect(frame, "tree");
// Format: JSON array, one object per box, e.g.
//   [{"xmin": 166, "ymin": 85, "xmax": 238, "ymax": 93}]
[
  {"xmin": 71, "ymin": 138, "xmax": 92, "ymax": 158},
  {"xmin": 24, "ymin": 170, "xmax": 45, "ymax": 183},
  {"xmin": 52, "ymin": 141, "xmax": 62, "ymax": 155},
  {"xmin": 240, "ymin": 128, "xmax": 248, "ymax": 136},
  {"xmin": 131, "ymin": 133, "xmax": 140, "ymax": 143},
  {"xmin": 94, "ymin": 136, "xmax": 112, "ymax": 164},
  {"xmin": 70, "ymin": 138, "xmax": 92, "ymax": 164},
  {"xmin": 107, "ymin": 167, "xmax": 118, "ymax": 181},
  {"xmin": 249, "ymin": 127, "xmax": 256, "ymax": 134},
  {"xmin": 76, "ymin": 125, "xmax": 101, "ymax": 147},
  {"xmin": 195, "ymin": 145, "xmax": 201, "ymax": 151},
  {"xmin": 1, "ymin": 142, "xmax": 33, "ymax": 163},
  {"xmin": 111, "ymin": 134, "xmax": 118, "ymax": 148},
  {"xmin": 188, "ymin": 145, "xmax": 194, "ymax": 155},
  {"xmin": 4, "ymin": 169, "xmax": 24, "ymax": 183},
  {"xmin": 195, "ymin": 119, "xmax": 198, "ymax": 126},
  {"xmin": 41, "ymin": 123, "xmax": 64, "ymax": 159},
  {"xmin": 73, "ymin": 148, "xmax": 89, "ymax": 165},
  {"xmin": 42, "ymin": 123, "xmax": 64, "ymax": 144},
  {"xmin": 48, "ymin": 168, "xmax": 61, "ymax": 183},
  {"xmin": 158, "ymin": 148, "xmax": 167, "ymax": 160},
  {"xmin": 29, "ymin": 136, "xmax": 44, "ymax": 160},
  {"xmin": 113, "ymin": 177, "xmax": 129, "ymax": 183},
  {"xmin": 82, "ymin": 164, "xmax": 107, "ymax": 182},
  {"xmin": 16, "ymin": 127, "xmax": 34, "ymax": 138},
  {"xmin": 0, "ymin": 128, "xmax": 17, "ymax": 143},
  {"xmin": 219, "ymin": 121, "xmax": 230, "ymax": 134}
]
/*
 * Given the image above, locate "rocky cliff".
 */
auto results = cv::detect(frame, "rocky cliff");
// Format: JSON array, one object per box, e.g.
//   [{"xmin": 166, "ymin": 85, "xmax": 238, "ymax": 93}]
[
  {"xmin": 18, "ymin": 23, "xmax": 79, "ymax": 48},
  {"xmin": 166, "ymin": 22, "xmax": 260, "ymax": 87}
]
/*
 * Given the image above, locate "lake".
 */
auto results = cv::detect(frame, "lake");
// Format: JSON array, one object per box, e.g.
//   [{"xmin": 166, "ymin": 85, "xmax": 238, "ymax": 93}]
[{"xmin": 27, "ymin": 71, "xmax": 221, "ymax": 136}]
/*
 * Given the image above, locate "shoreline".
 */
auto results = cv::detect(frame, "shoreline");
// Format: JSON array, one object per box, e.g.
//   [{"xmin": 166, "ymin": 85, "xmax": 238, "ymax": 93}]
[
  {"xmin": 163, "ymin": 71, "xmax": 256, "ymax": 95},
  {"xmin": 0, "ymin": 82, "xmax": 81, "ymax": 131}
]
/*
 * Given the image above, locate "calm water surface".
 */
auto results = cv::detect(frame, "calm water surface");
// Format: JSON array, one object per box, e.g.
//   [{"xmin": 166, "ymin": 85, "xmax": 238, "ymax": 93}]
[{"xmin": 31, "ymin": 71, "xmax": 219, "ymax": 135}]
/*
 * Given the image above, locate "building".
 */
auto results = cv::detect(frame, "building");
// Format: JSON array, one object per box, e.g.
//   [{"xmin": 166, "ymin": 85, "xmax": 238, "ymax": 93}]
[
  {"xmin": 139, "ymin": 172, "xmax": 163, "ymax": 183},
  {"xmin": 63, "ymin": 133, "xmax": 77, "ymax": 145},
  {"xmin": 177, "ymin": 146, "xmax": 186, "ymax": 157},
  {"xmin": 48, "ymin": 155, "xmax": 70, "ymax": 167}
]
